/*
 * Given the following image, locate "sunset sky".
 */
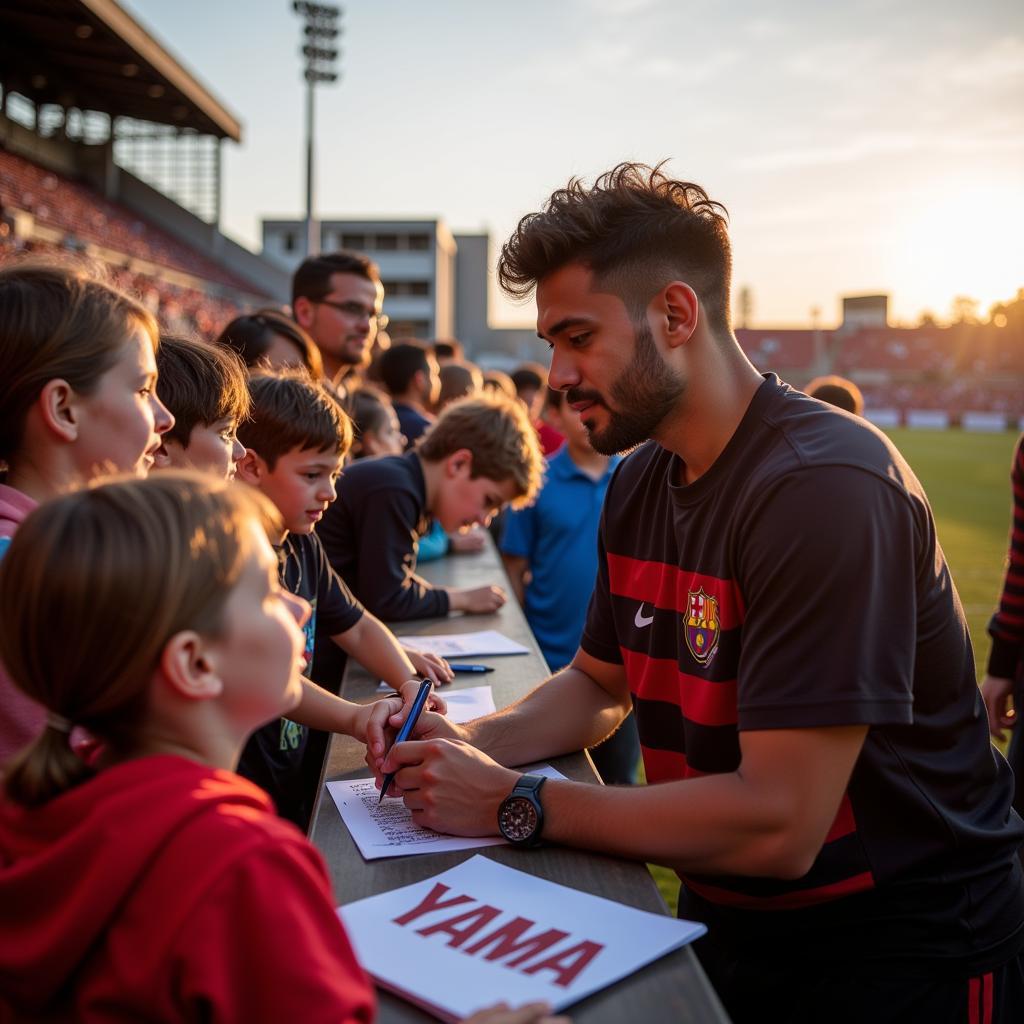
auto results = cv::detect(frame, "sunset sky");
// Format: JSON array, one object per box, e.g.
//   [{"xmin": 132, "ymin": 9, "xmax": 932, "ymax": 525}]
[{"xmin": 125, "ymin": 0, "xmax": 1024, "ymax": 328}]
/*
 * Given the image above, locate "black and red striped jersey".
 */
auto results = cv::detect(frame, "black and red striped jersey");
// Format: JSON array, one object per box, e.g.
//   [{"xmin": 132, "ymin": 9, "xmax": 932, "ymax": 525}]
[
  {"xmin": 987, "ymin": 434, "xmax": 1024, "ymax": 680},
  {"xmin": 582, "ymin": 376, "xmax": 1024, "ymax": 962}
]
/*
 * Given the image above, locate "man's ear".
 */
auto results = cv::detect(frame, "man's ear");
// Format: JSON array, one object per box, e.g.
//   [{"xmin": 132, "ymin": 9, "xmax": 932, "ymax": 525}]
[
  {"xmin": 235, "ymin": 449, "xmax": 264, "ymax": 485},
  {"xmin": 660, "ymin": 282, "xmax": 700, "ymax": 349},
  {"xmin": 159, "ymin": 631, "xmax": 223, "ymax": 702},
  {"xmin": 293, "ymin": 296, "xmax": 314, "ymax": 330},
  {"xmin": 445, "ymin": 448, "xmax": 474, "ymax": 479},
  {"xmin": 37, "ymin": 378, "xmax": 80, "ymax": 443}
]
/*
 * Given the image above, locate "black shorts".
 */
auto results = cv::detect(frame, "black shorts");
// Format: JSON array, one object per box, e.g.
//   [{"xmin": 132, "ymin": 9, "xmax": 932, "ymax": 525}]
[{"xmin": 680, "ymin": 889, "xmax": 1024, "ymax": 1024}]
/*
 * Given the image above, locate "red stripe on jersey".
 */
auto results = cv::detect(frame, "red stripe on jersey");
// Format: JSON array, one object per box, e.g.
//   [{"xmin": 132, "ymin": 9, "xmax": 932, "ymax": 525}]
[
  {"xmin": 681, "ymin": 870, "xmax": 875, "ymax": 910},
  {"xmin": 640, "ymin": 746, "xmax": 709, "ymax": 784},
  {"xmin": 824, "ymin": 793, "xmax": 857, "ymax": 843},
  {"xmin": 969, "ymin": 976, "xmax": 980, "ymax": 1024},
  {"xmin": 607, "ymin": 554, "xmax": 746, "ymax": 629},
  {"xmin": 622, "ymin": 648, "xmax": 738, "ymax": 727}
]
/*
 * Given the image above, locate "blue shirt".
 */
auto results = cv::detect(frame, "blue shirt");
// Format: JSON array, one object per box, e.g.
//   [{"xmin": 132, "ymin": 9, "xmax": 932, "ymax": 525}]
[{"xmin": 501, "ymin": 446, "xmax": 620, "ymax": 672}]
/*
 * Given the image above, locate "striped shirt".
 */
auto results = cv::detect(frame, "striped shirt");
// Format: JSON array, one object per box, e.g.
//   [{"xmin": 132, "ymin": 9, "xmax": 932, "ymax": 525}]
[
  {"xmin": 582, "ymin": 376, "xmax": 1023, "ymax": 961},
  {"xmin": 987, "ymin": 435, "xmax": 1024, "ymax": 680}
]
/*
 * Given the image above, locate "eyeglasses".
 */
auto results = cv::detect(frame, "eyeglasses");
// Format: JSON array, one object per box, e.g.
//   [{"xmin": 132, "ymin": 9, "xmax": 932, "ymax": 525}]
[{"xmin": 315, "ymin": 299, "xmax": 389, "ymax": 331}]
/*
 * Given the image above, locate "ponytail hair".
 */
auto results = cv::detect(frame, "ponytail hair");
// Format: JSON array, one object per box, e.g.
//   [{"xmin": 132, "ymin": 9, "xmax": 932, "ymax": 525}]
[
  {"xmin": 0, "ymin": 257, "xmax": 159, "ymax": 462},
  {"xmin": 0, "ymin": 472, "xmax": 281, "ymax": 806}
]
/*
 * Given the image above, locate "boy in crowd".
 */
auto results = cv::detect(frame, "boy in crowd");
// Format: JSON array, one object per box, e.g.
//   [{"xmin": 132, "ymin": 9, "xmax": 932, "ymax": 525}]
[
  {"xmin": 513, "ymin": 362, "xmax": 564, "ymax": 455},
  {"xmin": 318, "ymin": 394, "xmax": 543, "ymax": 621},
  {"xmin": 378, "ymin": 341, "xmax": 441, "ymax": 448},
  {"xmin": 153, "ymin": 335, "xmax": 249, "ymax": 479},
  {"xmin": 805, "ymin": 374, "xmax": 865, "ymax": 416},
  {"xmin": 234, "ymin": 371, "xmax": 448, "ymax": 826},
  {"xmin": 501, "ymin": 389, "xmax": 639, "ymax": 784}
]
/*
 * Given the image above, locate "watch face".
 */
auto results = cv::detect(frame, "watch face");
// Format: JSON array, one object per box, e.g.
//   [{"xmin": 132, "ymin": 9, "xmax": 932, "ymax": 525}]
[{"xmin": 499, "ymin": 795, "xmax": 539, "ymax": 841}]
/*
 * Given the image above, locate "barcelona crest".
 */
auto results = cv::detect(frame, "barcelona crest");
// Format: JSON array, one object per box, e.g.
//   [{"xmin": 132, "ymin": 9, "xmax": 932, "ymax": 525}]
[{"xmin": 684, "ymin": 588, "xmax": 720, "ymax": 666}]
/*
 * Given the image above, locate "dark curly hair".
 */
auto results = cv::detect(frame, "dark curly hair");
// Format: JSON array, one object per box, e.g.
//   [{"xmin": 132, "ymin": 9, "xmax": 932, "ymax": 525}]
[{"xmin": 497, "ymin": 161, "xmax": 732, "ymax": 332}]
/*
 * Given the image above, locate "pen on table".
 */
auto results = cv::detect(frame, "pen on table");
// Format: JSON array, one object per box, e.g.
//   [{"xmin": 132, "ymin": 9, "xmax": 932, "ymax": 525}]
[
  {"xmin": 449, "ymin": 663, "xmax": 494, "ymax": 674},
  {"xmin": 379, "ymin": 678, "xmax": 433, "ymax": 803}
]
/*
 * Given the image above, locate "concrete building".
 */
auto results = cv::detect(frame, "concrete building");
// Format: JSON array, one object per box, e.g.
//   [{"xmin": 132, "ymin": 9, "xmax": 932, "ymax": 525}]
[
  {"xmin": 261, "ymin": 218, "xmax": 547, "ymax": 366},
  {"xmin": 262, "ymin": 218, "xmax": 456, "ymax": 339},
  {"xmin": 841, "ymin": 294, "xmax": 889, "ymax": 332}
]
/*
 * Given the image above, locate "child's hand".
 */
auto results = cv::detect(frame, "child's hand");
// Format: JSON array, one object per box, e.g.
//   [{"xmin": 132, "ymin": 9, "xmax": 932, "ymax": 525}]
[
  {"xmin": 450, "ymin": 584, "xmax": 507, "ymax": 614},
  {"xmin": 404, "ymin": 647, "xmax": 453, "ymax": 686},
  {"xmin": 365, "ymin": 709, "xmax": 463, "ymax": 780},
  {"xmin": 358, "ymin": 695, "xmax": 404, "ymax": 762},
  {"xmin": 397, "ymin": 677, "xmax": 447, "ymax": 717}
]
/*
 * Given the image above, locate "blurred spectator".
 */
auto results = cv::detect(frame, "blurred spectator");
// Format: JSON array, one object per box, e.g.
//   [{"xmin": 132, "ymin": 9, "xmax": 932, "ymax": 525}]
[
  {"xmin": 378, "ymin": 342, "xmax": 440, "ymax": 448},
  {"xmin": 217, "ymin": 309, "xmax": 324, "ymax": 378},
  {"xmin": 483, "ymin": 369, "xmax": 517, "ymax": 400},
  {"xmin": 806, "ymin": 375, "xmax": 864, "ymax": 416},
  {"xmin": 431, "ymin": 339, "xmax": 465, "ymax": 365},
  {"xmin": 501, "ymin": 388, "xmax": 637, "ymax": 783},
  {"xmin": 345, "ymin": 386, "xmax": 406, "ymax": 460},
  {"xmin": 437, "ymin": 362, "xmax": 484, "ymax": 411},
  {"xmin": 511, "ymin": 362, "xmax": 548, "ymax": 418}
]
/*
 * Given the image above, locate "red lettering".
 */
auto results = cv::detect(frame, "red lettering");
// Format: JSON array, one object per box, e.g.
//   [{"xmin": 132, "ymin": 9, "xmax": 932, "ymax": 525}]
[
  {"xmin": 416, "ymin": 905, "xmax": 503, "ymax": 948},
  {"xmin": 521, "ymin": 940, "xmax": 605, "ymax": 988},
  {"xmin": 392, "ymin": 883, "xmax": 475, "ymax": 927},
  {"xmin": 462, "ymin": 917, "xmax": 569, "ymax": 967}
]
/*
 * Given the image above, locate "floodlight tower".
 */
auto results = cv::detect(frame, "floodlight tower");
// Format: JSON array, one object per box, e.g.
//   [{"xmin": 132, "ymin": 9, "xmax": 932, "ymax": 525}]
[{"xmin": 293, "ymin": 1, "xmax": 341, "ymax": 257}]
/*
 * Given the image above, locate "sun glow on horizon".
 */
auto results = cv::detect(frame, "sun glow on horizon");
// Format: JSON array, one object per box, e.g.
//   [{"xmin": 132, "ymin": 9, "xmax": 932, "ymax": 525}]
[{"xmin": 886, "ymin": 179, "xmax": 1024, "ymax": 323}]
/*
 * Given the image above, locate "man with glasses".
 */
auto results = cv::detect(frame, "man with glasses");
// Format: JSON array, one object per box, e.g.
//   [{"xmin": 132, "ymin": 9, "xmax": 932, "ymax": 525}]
[{"xmin": 292, "ymin": 252, "xmax": 388, "ymax": 384}]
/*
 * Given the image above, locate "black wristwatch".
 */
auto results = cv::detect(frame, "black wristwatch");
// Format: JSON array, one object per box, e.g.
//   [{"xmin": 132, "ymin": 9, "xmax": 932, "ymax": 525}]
[{"xmin": 497, "ymin": 773, "xmax": 546, "ymax": 847}]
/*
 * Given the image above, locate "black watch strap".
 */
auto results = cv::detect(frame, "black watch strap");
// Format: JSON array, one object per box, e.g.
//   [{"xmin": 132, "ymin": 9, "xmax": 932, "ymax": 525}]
[{"xmin": 513, "ymin": 774, "xmax": 546, "ymax": 798}]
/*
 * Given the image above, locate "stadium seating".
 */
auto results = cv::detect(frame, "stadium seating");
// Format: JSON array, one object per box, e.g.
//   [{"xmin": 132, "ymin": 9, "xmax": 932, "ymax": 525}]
[{"xmin": 0, "ymin": 149, "xmax": 257, "ymax": 295}]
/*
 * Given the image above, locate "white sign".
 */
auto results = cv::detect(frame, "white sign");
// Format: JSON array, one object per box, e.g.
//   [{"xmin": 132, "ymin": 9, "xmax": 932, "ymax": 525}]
[
  {"xmin": 339, "ymin": 855, "xmax": 706, "ymax": 1021},
  {"xmin": 398, "ymin": 630, "xmax": 530, "ymax": 658},
  {"xmin": 327, "ymin": 764, "xmax": 565, "ymax": 860}
]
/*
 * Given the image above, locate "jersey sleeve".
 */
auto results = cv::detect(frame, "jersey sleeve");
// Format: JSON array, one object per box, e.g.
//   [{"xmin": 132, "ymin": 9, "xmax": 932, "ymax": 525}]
[
  {"xmin": 500, "ymin": 501, "xmax": 537, "ymax": 561},
  {"xmin": 313, "ymin": 537, "xmax": 365, "ymax": 636},
  {"xmin": 735, "ymin": 465, "xmax": 918, "ymax": 730},
  {"xmin": 579, "ymin": 507, "xmax": 624, "ymax": 665},
  {"xmin": 986, "ymin": 435, "xmax": 1024, "ymax": 679},
  {"xmin": 171, "ymin": 835, "xmax": 375, "ymax": 1024},
  {"xmin": 347, "ymin": 486, "xmax": 450, "ymax": 620}
]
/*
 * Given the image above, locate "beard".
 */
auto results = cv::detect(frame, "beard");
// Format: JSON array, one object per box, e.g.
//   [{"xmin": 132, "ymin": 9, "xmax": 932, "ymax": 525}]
[{"xmin": 568, "ymin": 320, "xmax": 685, "ymax": 455}]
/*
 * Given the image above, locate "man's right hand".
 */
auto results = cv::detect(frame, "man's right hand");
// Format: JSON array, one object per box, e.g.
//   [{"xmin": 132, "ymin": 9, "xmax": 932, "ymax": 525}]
[
  {"xmin": 981, "ymin": 674, "xmax": 1017, "ymax": 741},
  {"xmin": 449, "ymin": 584, "xmax": 507, "ymax": 614}
]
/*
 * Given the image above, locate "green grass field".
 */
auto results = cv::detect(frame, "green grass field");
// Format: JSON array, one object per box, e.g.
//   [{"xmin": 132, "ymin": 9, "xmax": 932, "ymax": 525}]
[{"xmin": 647, "ymin": 427, "xmax": 1021, "ymax": 914}]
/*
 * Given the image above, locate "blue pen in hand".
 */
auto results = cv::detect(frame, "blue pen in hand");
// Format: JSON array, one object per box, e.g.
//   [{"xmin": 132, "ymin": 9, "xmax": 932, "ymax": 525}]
[{"xmin": 379, "ymin": 679, "xmax": 433, "ymax": 803}]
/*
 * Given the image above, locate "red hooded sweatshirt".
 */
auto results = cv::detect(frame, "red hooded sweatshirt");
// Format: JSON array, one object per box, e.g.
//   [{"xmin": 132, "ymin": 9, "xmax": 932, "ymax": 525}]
[
  {"xmin": 0, "ymin": 483, "xmax": 45, "ymax": 768},
  {"xmin": 0, "ymin": 755, "xmax": 376, "ymax": 1023}
]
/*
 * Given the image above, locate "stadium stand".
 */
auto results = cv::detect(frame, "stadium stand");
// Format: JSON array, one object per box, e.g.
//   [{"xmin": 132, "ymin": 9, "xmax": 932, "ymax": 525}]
[{"xmin": 0, "ymin": 0, "xmax": 288, "ymax": 336}]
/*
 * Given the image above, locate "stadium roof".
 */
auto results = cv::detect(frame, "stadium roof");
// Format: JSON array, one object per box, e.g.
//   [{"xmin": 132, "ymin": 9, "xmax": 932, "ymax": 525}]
[{"xmin": 0, "ymin": 0, "xmax": 241, "ymax": 141}]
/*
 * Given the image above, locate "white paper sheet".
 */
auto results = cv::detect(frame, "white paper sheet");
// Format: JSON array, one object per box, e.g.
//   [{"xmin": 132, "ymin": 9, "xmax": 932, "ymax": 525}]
[
  {"xmin": 376, "ymin": 683, "xmax": 496, "ymax": 724},
  {"xmin": 326, "ymin": 763, "xmax": 565, "ymax": 861},
  {"xmin": 338, "ymin": 854, "xmax": 706, "ymax": 1021},
  {"xmin": 397, "ymin": 630, "xmax": 530, "ymax": 658}
]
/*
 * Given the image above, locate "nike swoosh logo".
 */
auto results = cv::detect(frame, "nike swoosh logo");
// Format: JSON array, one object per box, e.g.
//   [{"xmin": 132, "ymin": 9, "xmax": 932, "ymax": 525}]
[{"xmin": 634, "ymin": 602, "xmax": 655, "ymax": 628}]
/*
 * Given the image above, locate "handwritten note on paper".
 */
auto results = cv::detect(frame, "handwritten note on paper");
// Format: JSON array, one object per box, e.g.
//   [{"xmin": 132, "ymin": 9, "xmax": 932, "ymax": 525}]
[
  {"xmin": 327, "ymin": 763, "xmax": 566, "ymax": 861},
  {"xmin": 339, "ymin": 855, "xmax": 707, "ymax": 1022},
  {"xmin": 377, "ymin": 683, "xmax": 497, "ymax": 724},
  {"xmin": 396, "ymin": 630, "xmax": 530, "ymax": 658}
]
